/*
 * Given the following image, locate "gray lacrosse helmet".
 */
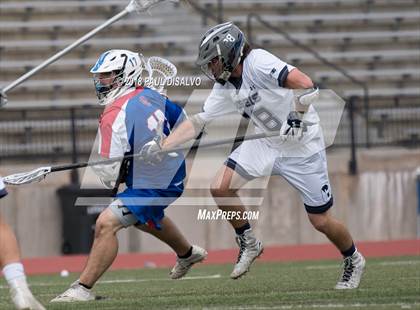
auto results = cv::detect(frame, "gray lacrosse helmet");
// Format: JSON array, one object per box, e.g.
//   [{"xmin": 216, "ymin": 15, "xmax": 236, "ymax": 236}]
[{"xmin": 196, "ymin": 22, "xmax": 246, "ymax": 85}]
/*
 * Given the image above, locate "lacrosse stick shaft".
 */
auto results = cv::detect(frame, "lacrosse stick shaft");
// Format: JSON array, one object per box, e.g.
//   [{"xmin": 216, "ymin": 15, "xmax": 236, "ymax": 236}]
[
  {"xmin": 168, "ymin": 131, "xmax": 279, "ymax": 153},
  {"xmin": 3, "ymin": 131, "xmax": 279, "ymax": 184},
  {"xmin": 111, "ymin": 158, "xmax": 130, "ymax": 196},
  {"xmin": 1, "ymin": 9, "xmax": 130, "ymax": 95},
  {"xmin": 51, "ymin": 131, "xmax": 280, "ymax": 172}
]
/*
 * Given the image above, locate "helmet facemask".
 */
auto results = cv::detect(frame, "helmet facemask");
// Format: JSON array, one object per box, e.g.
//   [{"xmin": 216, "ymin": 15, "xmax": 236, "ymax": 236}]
[
  {"xmin": 199, "ymin": 46, "xmax": 244, "ymax": 85},
  {"xmin": 93, "ymin": 70, "xmax": 124, "ymax": 105},
  {"xmin": 200, "ymin": 56, "xmax": 223, "ymax": 82}
]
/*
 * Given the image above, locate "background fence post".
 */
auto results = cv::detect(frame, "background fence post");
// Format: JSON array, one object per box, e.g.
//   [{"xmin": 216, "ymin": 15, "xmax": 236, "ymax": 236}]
[
  {"xmin": 348, "ymin": 96, "xmax": 358, "ymax": 175},
  {"xmin": 217, "ymin": 0, "xmax": 224, "ymax": 23},
  {"xmin": 70, "ymin": 108, "xmax": 79, "ymax": 185},
  {"xmin": 417, "ymin": 169, "xmax": 420, "ymax": 238}
]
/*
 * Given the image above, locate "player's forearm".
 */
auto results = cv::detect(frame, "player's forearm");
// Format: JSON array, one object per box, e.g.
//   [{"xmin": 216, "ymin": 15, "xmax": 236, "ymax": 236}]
[{"xmin": 161, "ymin": 119, "xmax": 198, "ymax": 150}]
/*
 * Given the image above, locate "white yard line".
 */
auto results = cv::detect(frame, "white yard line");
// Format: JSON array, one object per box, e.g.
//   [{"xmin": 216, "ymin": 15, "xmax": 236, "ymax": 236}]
[
  {"xmin": 0, "ymin": 274, "xmax": 222, "ymax": 289},
  {"xmin": 378, "ymin": 260, "xmax": 420, "ymax": 266},
  {"xmin": 99, "ymin": 274, "xmax": 222, "ymax": 284},
  {"xmin": 216, "ymin": 302, "xmax": 420, "ymax": 309},
  {"xmin": 305, "ymin": 265, "xmax": 338, "ymax": 270},
  {"xmin": 305, "ymin": 260, "xmax": 420, "ymax": 270}
]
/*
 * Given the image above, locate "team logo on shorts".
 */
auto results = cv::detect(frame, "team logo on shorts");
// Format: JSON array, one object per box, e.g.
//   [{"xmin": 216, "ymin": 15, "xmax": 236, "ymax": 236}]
[
  {"xmin": 321, "ymin": 184, "xmax": 331, "ymax": 201},
  {"xmin": 117, "ymin": 205, "xmax": 132, "ymax": 216}
]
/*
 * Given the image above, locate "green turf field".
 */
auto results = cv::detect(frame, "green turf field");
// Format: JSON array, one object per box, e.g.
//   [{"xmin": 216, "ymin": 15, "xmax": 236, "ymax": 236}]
[{"xmin": 1, "ymin": 256, "xmax": 419, "ymax": 309}]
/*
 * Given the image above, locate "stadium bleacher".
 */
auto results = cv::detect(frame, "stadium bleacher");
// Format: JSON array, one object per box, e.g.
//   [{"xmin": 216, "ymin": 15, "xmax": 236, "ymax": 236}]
[{"xmin": 0, "ymin": 0, "xmax": 419, "ymax": 158}]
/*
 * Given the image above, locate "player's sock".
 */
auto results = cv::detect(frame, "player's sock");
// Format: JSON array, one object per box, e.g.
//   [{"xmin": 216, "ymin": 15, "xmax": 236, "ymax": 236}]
[
  {"xmin": 2, "ymin": 262, "xmax": 27, "ymax": 289},
  {"xmin": 235, "ymin": 222, "xmax": 251, "ymax": 235},
  {"xmin": 341, "ymin": 242, "xmax": 356, "ymax": 257},
  {"xmin": 3, "ymin": 264, "xmax": 45, "ymax": 309},
  {"xmin": 178, "ymin": 246, "xmax": 193, "ymax": 259},
  {"xmin": 78, "ymin": 282, "xmax": 92, "ymax": 290}
]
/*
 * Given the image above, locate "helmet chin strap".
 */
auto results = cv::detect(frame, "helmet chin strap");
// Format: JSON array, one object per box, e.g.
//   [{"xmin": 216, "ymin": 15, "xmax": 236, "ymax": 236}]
[
  {"xmin": 216, "ymin": 70, "xmax": 231, "ymax": 85},
  {"xmin": 214, "ymin": 43, "xmax": 245, "ymax": 85},
  {"xmin": 215, "ymin": 44, "xmax": 229, "ymax": 84}
]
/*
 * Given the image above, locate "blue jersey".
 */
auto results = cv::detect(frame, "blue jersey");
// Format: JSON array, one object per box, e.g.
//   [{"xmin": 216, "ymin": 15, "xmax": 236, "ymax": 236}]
[{"xmin": 98, "ymin": 87, "xmax": 186, "ymax": 189}]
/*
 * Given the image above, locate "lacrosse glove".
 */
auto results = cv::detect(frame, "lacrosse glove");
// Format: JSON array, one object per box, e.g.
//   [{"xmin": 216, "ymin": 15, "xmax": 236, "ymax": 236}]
[
  {"xmin": 280, "ymin": 111, "xmax": 314, "ymax": 142},
  {"xmin": 139, "ymin": 136, "xmax": 164, "ymax": 165}
]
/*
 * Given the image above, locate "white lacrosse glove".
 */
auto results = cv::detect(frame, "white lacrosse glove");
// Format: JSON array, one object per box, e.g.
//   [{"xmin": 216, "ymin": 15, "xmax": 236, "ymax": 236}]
[
  {"xmin": 280, "ymin": 111, "xmax": 316, "ymax": 142},
  {"xmin": 296, "ymin": 86, "xmax": 319, "ymax": 106},
  {"xmin": 91, "ymin": 161, "xmax": 121, "ymax": 189},
  {"xmin": 139, "ymin": 118, "xmax": 179, "ymax": 165},
  {"xmin": 139, "ymin": 136, "xmax": 164, "ymax": 165}
]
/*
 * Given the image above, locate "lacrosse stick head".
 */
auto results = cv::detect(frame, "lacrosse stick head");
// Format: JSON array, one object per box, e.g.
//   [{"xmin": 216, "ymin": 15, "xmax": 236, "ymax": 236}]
[
  {"xmin": 3, "ymin": 167, "xmax": 52, "ymax": 185},
  {"xmin": 126, "ymin": 0, "xmax": 178, "ymax": 13},
  {"xmin": 141, "ymin": 56, "xmax": 177, "ymax": 94}
]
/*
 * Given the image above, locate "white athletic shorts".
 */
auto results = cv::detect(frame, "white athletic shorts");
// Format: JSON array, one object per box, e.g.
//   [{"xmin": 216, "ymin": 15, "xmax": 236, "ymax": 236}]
[{"xmin": 225, "ymin": 139, "xmax": 333, "ymax": 214}]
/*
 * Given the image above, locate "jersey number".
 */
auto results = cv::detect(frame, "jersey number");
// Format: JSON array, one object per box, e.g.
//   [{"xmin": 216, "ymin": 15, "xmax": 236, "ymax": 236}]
[
  {"xmin": 253, "ymin": 107, "xmax": 282, "ymax": 131},
  {"xmin": 147, "ymin": 110, "xmax": 166, "ymax": 132}
]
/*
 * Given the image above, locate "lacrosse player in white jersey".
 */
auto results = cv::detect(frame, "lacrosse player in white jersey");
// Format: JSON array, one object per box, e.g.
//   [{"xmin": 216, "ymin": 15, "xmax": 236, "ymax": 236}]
[
  {"xmin": 0, "ymin": 177, "xmax": 45, "ymax": 309},
  {"xmin": 140, "ymin": 22, "xmax": 365, "ymax": 289}
]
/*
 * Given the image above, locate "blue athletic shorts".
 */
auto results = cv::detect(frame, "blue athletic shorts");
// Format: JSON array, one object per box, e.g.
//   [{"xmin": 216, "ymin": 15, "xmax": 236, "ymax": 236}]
[{"xmin": 116, "ymin": 183, "xmax": 183, "ymax": 229}]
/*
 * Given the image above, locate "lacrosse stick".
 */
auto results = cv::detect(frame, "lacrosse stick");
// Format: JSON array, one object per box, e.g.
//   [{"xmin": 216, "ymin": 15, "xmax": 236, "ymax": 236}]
[
  {"xmin": 141, "ymin": 56, "xmax": 178, "ymax": 94},
  {"xmin": 0, "ymin": 0, "xmax": 178, "ymax": 107},
  {"xmin": 3, "ymin": 131, "xmax": 280, "ymax": 185}
]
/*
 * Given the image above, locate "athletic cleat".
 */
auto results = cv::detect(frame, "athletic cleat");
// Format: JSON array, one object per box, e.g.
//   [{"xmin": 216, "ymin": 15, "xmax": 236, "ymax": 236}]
[
  {"xmin": 170, "ymin": 245, "xmax": 208, "ymax": 279},
  {"xmin": 50, "ymin": 281, "xmax": 96, "ymax": 302},
  {"xmin": 230, "ymin": 229, "xmax": 263, "ymax": 279},
  {"xmin": 9, "ymin": 278, "xmax": 45, "ymax": 310},
  {"xmin": 335, "ymin": 251, "xmax": 366, "ymax": 289}
]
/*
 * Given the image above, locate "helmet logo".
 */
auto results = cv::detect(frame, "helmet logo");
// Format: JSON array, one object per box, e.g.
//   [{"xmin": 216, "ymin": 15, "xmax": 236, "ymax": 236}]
[{"xmin": 91, "ymin": 51, "xmax": 111, "ymax": 72}]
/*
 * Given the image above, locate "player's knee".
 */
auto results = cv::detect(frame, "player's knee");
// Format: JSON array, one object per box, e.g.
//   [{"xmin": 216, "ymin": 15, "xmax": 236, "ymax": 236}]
[
  {"xmin": 308, "ymin": 213, "xmax": 330, "ymax": 233},
  {"xmin": 94, "ymin": 211, "xmax": 119, "ymax": 238}
]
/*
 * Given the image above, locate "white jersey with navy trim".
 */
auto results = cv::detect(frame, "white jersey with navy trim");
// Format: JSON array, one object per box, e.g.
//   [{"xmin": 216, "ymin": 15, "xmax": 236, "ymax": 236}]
[
  {"xmin": 0, "ymin": 176, "xmax": 7, "ymax": 198},
  {"xmin": 198, "ymin": 48, "xmax": 324, "ymax": 157}
]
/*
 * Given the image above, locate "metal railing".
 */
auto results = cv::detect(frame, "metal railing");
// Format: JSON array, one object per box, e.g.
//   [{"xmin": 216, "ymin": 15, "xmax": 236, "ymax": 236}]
[
  {"xmin": 188, "ymin": 0, "xmax": 224, "ymax": 25},
  {"xmin": 0, "ymin": 107, "xmax": 100, "ymax": 163}
]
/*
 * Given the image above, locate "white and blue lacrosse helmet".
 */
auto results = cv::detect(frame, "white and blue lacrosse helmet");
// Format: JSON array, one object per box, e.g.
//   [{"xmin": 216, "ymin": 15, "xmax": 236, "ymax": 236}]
[{"xmin": 90, "ymin": 49, "xmax": 144, "ymax": 105}]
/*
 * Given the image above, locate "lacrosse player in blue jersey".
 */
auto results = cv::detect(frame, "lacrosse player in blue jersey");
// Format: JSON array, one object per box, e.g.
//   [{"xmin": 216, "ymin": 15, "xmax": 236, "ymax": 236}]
[
  {"xmin": 141, "ymin": 23, "xmax": 365, "ymax": 289},
  {"xmin": 0, "ymin": 177, "xmax": 45, "ymax": 310},
  {"xmin": 51, "ymin": 50, "xmax": 207, "ymax": 303}
]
